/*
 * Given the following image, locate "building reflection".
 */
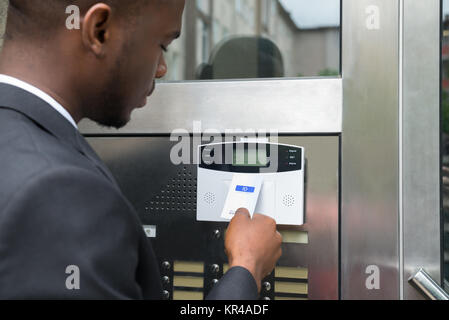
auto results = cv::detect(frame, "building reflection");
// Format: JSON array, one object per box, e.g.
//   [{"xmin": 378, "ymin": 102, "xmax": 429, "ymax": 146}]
[{"xmin": 163, "ymin": 0, "xmax": 340, "ymax": 81}]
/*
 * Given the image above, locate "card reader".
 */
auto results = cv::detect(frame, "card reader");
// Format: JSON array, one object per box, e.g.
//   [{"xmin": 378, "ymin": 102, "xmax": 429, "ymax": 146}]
[{"xmin": 197, "ymin": 142, "xmax": 305, "ymax": 225}]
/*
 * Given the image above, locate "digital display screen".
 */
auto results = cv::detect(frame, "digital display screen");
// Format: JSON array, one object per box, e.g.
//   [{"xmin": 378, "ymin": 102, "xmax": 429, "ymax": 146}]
[{"xmin": 232, "ymin": 146, "xmax": 268, "ymax": 167}]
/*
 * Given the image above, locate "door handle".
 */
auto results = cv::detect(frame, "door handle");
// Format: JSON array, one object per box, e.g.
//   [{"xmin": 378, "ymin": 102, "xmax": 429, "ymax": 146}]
[{"xmin": 408, "ymin": 268, "xmax": 449, "ymax": 300}]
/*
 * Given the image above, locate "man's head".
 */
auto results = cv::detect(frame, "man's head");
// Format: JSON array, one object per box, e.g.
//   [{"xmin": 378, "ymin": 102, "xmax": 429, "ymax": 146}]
[{"xmin": 1, "ymin": 0, "xmax": 185, "ymax": 128}]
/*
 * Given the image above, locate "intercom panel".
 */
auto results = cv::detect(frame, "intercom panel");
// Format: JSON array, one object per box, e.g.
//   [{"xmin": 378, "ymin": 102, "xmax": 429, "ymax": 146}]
[
  {"xmin": 87, "ymin": 136, "xmax": 339, "ymax": 300},
  {"xmin": 197, "ymin": 142, "xmax": 305, "ymax": 225}
]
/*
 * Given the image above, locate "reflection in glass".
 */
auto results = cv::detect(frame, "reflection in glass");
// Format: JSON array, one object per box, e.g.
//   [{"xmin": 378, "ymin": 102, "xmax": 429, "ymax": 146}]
[{"xmin": 163, "ymin": 0, "xmax": 341, "ymax": 81}]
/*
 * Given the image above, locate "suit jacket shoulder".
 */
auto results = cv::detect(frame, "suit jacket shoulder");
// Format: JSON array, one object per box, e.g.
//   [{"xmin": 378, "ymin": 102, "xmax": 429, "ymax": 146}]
[
  {"xmin": 0, "ymin": 85, "xmax": 162, "ymax": 299},
  {"xmin": 0, "ymin": 165, "xmax": 143, "ymax": 299},
  {"xmin": 0, "ymin": 108, "xmax": 100, "ymax": 207},
  {"xmin": 0, "ymin": 83, "xmax": 257, "ymax": 300}
]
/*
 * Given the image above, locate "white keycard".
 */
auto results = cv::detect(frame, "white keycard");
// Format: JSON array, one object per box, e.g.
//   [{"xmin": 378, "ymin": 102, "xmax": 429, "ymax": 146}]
[{"xmin": 221, "ymin": 173, "xmax": 264, "ymax": 220}]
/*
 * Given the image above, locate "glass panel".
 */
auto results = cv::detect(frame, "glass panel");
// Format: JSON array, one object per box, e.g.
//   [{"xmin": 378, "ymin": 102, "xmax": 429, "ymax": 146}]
[
  {"xmin": 0, "ymin": 1, "xmax": 341, "ymax": 81},
  {"xmin": 442, "ymin": 0, "xmax": 449, "ymax": 293},
  {"xmin": 163, "ymin": 0, "xmax": 341, "ymax": 81}
]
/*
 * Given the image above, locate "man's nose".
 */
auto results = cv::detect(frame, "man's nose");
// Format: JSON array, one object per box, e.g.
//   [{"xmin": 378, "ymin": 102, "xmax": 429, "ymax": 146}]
[{"xmin": 156, "ymin": 55, "xmax": 168, "ymax": 79}]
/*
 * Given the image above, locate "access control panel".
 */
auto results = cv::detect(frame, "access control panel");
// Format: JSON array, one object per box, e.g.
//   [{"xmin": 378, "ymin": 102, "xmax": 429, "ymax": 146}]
[
  {"xmin": 86, "ymin": 136, "xmax": 339, "ymax": 300},
  {"xmin": 197, "ymin": 142, "xmax": 305, "ymax": 225}
]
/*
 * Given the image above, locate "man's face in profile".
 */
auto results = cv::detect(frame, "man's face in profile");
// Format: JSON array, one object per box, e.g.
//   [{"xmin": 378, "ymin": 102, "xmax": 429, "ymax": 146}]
[{"xmin": 88, "ymin": 0, "xmax": 185, "ymax": 129}]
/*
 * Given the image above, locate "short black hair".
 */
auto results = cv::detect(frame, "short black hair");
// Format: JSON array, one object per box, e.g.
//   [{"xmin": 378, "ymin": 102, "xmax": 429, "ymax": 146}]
[{"xmin": 5, "ymin": 0, "xmax": 151, "ymax": 41}]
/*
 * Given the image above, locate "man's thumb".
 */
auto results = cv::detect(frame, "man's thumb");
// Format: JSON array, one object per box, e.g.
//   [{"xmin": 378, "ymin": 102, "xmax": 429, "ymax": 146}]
[{"xmin": 234, "ymin": 207, "xmax": 251, "ymax": 219}]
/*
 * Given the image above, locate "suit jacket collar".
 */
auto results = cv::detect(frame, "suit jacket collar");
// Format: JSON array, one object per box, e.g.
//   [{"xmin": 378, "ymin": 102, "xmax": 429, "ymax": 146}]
[
  {"xmin": 0, "ymin": 83, "xmax": 82, "ymax": 153},
  {"xmin": 0, "ymin": 83, "xmax": 118, "ymax": 186}
]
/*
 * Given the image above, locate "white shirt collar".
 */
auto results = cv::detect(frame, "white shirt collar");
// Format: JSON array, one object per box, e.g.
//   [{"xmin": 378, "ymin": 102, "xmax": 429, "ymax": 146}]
[{"xmin": 0, "ymin": 74, "xmax": 78, "ymax": 129}]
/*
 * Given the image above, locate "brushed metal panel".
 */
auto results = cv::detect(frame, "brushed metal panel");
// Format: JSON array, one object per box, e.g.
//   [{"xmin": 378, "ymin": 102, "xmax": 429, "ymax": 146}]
[
  {"xmin": 342, "ymin": 0, "xmax": 400, "ymax": 299},
  {"xmin": 87, "ymin": 135, "xmax": 339, "ymax": 300},
  {"xmin": 402, "ymin": 0, "xmax": 441, "ymax": 300},
  {"xmin": 277, "ymin": 136, "xmax": 339, "ymax": 300},
  {"xmin": 79, "ymin": 78, "xmax": 342, "ymax": 135}
]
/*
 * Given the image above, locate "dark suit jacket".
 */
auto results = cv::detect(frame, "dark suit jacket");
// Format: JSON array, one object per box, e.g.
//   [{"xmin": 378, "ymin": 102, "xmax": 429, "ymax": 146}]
[{"xmin": 0, "ymin": 83, "xmax": 258, "ymax": 300}]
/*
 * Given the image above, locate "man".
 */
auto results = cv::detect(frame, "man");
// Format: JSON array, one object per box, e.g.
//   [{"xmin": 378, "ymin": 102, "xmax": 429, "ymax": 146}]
[{"xmin": 0, "ymin": 0, "xmax": 282, "ymax": 299}]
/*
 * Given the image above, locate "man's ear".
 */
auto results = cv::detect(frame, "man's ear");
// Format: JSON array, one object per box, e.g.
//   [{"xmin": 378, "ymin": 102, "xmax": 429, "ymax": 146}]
[{"xmin": 81, "ymin": 4, "xmax": 113, "ymax": 57}]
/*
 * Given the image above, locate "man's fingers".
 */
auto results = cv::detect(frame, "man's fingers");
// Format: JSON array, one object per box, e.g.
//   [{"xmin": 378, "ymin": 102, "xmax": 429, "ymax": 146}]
[
  {"xmin": 233, "ymin": 208, "xmax": 251, "ymax": 219},
  {"xmin": 276, "ymin": 231, "xmax": 283, "ymax": 243}
]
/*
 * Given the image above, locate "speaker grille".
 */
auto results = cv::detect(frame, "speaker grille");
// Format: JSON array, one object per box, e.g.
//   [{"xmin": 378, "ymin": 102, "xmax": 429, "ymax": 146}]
[
  {"xmin": 147, "ymin": 166, "xmax": 197, "ymax": 214},
  {"xmin": 282, "ymin": 194, "xmax": 295, "ymax": 207},
  {"xmin": 203, "ymin": 192, "xmax": 216, "ymax": 206}
]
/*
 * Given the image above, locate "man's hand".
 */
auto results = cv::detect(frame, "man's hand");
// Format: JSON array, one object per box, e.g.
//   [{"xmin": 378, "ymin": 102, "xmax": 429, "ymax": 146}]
[{"xmin": 225, "ymin": 208, "xmax": 283, "ymax": 293}]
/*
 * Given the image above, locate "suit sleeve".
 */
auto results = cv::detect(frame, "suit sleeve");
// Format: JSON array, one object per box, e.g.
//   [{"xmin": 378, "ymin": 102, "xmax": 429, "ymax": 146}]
[
  {"xmin": 0, "ymin": 166, "xmax": 152, "ymax": 299},
  {"xmin": 205, "ymin": 267, "xmax": 259, "ymax": 300}
]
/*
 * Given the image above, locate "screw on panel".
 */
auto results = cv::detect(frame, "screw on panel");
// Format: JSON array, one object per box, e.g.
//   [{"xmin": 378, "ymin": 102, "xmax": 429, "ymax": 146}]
[
  {"xmin": 263, "ymin": 282, "xmax": 271, "ymax": 292},
  {"xmin": 162, "ymin": 276, "xmax": 170, "ymax": 285},
  {"xmin": 210, "ymin": 264, "xmax": 220, "ymax": 273},
  {"xmin": 162, "ymin": 261, "xmax": 171, "ymax": 271}
]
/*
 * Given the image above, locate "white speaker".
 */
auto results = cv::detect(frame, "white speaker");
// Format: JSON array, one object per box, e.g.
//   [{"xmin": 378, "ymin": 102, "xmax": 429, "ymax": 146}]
[
  {"xmin": 203, "ymin": 192, "xmax": 216, "ymax": 206},
  {"xmin": 282, "ymin": 194, "xmax": 296, "ymax": 208}
]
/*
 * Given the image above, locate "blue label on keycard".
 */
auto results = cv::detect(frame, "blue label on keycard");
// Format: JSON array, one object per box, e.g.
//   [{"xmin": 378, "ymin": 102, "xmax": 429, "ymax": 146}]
[{"xmin": 236, "ymin": 185, "xmax": 255, "ymax": 193}]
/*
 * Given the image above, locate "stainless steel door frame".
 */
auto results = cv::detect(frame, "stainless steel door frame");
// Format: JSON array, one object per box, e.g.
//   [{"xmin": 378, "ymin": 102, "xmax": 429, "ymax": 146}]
[
  {"xmin": 80, "ymin": 78, "xmax": 342, "ymax": 135},
  {"xmin": 341, "ymin": 0, "xmax": 441, "ymax": 300},
  {"xmin": 341, "ymin": 0, "xmax": 400, "ymax": 300},
  {"xmin": 80, "ymin": 0, "xmax": 442, "ymax": 300},
  {"xmin": 402, "ymin": 0, "xmax": 440, "ymax": 300}
]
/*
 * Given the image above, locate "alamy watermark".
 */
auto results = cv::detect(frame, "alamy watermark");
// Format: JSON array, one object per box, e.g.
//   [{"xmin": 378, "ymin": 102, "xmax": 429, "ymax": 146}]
[
  {"xmin": 365, "ymin": 5, "xmax": 380, "ymax": 30},
  {"xmin": 170, "ymin": 121, "xmax": 280, "ymax": 172},
  {"xmin": 65, "ymin": 5, "xmax": 80, "ymax": 30},
  {"xmin": 365, "ymin": 265, "xmax": 380, "ymax": 290},
  {"xmin": 65, "ymin": 265, "xmax": 80, "ymax": 290}
]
